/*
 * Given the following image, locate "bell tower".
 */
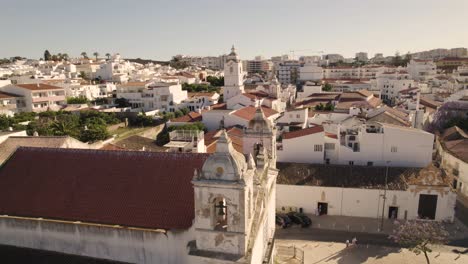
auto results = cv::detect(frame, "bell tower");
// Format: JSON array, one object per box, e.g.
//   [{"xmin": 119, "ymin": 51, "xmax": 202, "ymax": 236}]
[
  {"xmin": 243, "ymin": 107, "xmax": 277, "ymax": 167},
  {"xmin": 223, "ymin": 45, "xmax": 245, "ymax": 101},
  {"xmin": 192, "ymin": 130, "xmax": 254, "ymax": 257}
]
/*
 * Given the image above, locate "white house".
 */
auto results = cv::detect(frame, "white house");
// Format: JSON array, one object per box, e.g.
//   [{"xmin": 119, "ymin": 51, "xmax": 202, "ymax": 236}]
[
  {"xmin": 1, "ymin": 83, "xmax": 66, "ymax": 112},
  {"xmin": 276, "ymin": 120, "xmax": 434, "ymax": 168},
  {"xmin": 277, "ymin": 126, "xmax": 325, "ymax": 164},
  {"xmin": 116, "ymin": 81, "xmax": 187, "ymax": 112},
  {"xmin": 0, "ymin": 92, "xmax": 18, "ymax": 116}
]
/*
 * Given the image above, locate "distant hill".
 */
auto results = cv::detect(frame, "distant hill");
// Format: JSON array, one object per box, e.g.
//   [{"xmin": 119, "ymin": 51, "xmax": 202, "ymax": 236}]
[{"xmin": 125, "ymin": 58, "xmax": 169, "ymax": 65}]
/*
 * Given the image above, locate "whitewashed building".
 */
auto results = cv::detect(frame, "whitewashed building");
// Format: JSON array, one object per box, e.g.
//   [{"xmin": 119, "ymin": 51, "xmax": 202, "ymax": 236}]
[
  {"xmin": 116, "ymin": 81, "xmax": 187, "ymax": 112},
  {"xmin": 276, "ymin": 163, "xmax": 456, "ymax": 222}
]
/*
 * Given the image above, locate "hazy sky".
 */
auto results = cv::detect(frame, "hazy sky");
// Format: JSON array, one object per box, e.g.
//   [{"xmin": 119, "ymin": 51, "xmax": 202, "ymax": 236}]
[{"xmin": 1, "ymin": 0, "xmax": 467, "ymax": 60}]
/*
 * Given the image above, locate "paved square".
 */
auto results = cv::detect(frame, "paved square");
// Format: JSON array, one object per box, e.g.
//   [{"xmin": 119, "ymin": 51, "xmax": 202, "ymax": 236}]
[{"xmin": 276, "ymin": 240, "xmax": 468, "ymax": 264}]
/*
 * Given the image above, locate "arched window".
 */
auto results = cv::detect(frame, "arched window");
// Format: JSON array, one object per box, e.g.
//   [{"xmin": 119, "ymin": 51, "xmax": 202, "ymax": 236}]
[
  {"xmin": 213, "ymin": 197, "xmax": 228, "ymax": 231},
  {"xmin": 230, "ymin": 66, "xmax": 233, "ymax": 74}
]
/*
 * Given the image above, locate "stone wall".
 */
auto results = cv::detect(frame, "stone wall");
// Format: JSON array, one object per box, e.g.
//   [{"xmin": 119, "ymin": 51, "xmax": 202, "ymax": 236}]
[{"xmin": 0, "ymin": 217, "xmax": 195, "ymax": 264}]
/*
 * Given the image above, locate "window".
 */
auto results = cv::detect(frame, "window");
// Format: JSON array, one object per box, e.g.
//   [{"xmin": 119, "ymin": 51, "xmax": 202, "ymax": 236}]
[
  {"xmin": 367, "ymin": 161, "xmax": 374, "ymax": 166},
  {"xmin": 324, "ymin": 143, "xmax": 335, "ymax": 150},
  {"xmin": 314, "ymin": 144, "xmax": 323, "ymax": 152},
  {"xmin": 349, "ymin": 161, "xmax": 354, "ymax": 165},
  {"xmin": 391, "ymin": 146, "xmax": 398, "ymax": 153},
  {"xmin": 296, "ymin": 114, "xmax": 300, "ymax": 118}
]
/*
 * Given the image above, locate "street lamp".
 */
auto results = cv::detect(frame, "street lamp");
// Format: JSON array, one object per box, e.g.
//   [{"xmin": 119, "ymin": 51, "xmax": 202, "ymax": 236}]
[{"xmin": 380, "ymin": 161, "xmax": 390, "ymax": 232}]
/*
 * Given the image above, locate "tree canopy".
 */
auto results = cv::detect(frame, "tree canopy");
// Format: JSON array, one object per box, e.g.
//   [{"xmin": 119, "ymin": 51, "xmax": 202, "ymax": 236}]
[
  {"xmin": 25, "ymin": 111, "xmax": 121, "ymax": 143},
  {"xmin": 67, "ymin": 96, "xmax": 89, "ymax": 104}
]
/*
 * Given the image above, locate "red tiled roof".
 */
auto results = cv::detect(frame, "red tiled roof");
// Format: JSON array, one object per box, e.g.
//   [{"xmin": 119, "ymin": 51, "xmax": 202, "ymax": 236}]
[
  {"xmin": 16, "ymin": 83, "xmax": 63, "ymax": 91},
  {"xmin": 171, "ymin": 111, "xmax": 202, "ymax": 123},
  {"xmin": 325, "ymin": 132, "xmax": 338, "ymax": 139},
  {"xmin": 205, "ymin": 127, "xmax": 243, "ymax": 153},
  {"xmin": 231, "ymin": 106, "xmax": 278, "ymax": 121},
  {"xmin": 398, "ymin": 87, "xmax": 420, "ymax": 94},
  {"xmin": 0, "ymin": 92, "xmax": 19, "ymax": 99},
  {"xmin": 283, "ymin": 126, "xmax": 324, "ymax": 140},
  {"xmin": 209, "ymin": 103, "xmax": 227, "ymax": 110},
  {"xmin": 0, "ymin": 147, "xmax": 210, "ymax": 230}
]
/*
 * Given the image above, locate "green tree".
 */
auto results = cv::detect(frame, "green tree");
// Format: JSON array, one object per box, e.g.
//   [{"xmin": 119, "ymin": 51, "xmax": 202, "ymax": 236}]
[
  {"xmin": 51, "ymin": 114, "xmax": 80, "ymax": 137},
  {"xmin": 0, "ymin": 115, "xmax": 11, "ymax": 130},
  {"xmin": 62, "ymin": 53, "xmax": 69, "ymax": 61},
  {"xmin": 105, "ymin": 53, "xmax": 111, "ymax": 60},
  {"xmin": 93, "ymin": 52, "xmax": 99, "ymax": 61},
  {"xmin": 44, "ymin": 50, "xmax": 51, "ymax": 61},
  {"xmin": 322, "ymin": 83, "xmax": 332, "ymax": 92},
  {"xmin": 80, "ymin": 124, "xmax": 109, "ymax": 142},
  {"xmin": 79, "ymin": 71, "xmax": 88, "ymax": 80},
  {"xmin": 206, "ymin": 76, "xmax": 224, "ymax": 86},
  {"xmin": 67, "ymin": 96, "xmax": 89, "ymax": 104},
  {"xmin": 81, "ymin": 52, "xmax": 88, "ymax": 59},
  {"xmin": 115, "ymin": 98, "xmax": 130, "ymax": 108}
]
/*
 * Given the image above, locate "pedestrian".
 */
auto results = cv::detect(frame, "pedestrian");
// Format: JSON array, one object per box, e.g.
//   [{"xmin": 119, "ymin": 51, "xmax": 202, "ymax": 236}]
[
  {"xmin": 352, "ymin": 237, "xmax": 357, "ymax": 245},
  {"xmin": 346, "ymin": 240, "xmax": 350, "ymax": 248}
]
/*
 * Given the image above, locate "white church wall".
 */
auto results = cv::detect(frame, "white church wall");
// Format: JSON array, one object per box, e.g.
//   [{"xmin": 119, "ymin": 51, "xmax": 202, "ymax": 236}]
[{"xmin": 0, "ymin": 217, "xmax": 195, "ymax": 264}]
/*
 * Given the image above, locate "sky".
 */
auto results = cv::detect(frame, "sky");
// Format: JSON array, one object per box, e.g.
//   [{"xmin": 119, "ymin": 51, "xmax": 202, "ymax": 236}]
[{"xmin": 1, "ymin": 0, "xmax": 467, "ymax": 61}]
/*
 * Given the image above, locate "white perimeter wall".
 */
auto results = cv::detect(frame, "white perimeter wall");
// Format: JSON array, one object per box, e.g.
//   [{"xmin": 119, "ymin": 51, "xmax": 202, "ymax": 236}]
[
  {"xmin": 0, "ymin": 218, "xmax": 195, "ymax": 264},
  {"xmin": 277, "ymin": 184, "xmax": 456, "ymax": 221}
]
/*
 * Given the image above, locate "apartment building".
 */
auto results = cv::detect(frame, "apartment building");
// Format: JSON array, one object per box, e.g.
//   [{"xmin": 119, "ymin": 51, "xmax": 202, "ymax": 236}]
[
  {"xmin": 116, "ymin": 81, "xmax": 187, "ymax": 112},
  {"xmin": 277, "ymin": 61, "xmax": 302, "ymax": 84},
  {"xmin": 355, "ymin": 52, "xmax": 368, "ymax": 62},
  {"xmin": 1, "ymin": 83, "xmax": 65, "ymax": 112},
  {"xmin": 244, "ymin": 58, "xmax": 272, "ymax": 73},
  {"xmin": 407, "ymin": 59, "xmax": 437, "ymax": 81},
  {"xmin": 376, "ymin": 70, "xmax": 415, "ymax": 102}
]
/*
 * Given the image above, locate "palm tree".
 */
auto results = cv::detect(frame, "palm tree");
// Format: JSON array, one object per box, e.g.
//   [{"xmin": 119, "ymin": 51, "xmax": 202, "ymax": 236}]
[
  {"xmin": 81, "ymin": 52, "xmax": 88, "ymax": 59},
  {"xmin": 93, "ymin": 52, "xmax": 99, "ymax": 61},
  {"xmin": 105, "ymin": 53, "xmax": 111, "ymax": 60}
]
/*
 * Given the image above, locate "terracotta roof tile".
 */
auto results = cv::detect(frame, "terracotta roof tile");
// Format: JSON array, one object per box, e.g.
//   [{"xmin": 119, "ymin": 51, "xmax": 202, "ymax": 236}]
[
  {"xmin": 283, "ymin": 126, "xmax": 324, "ymax": 140},
  {"xmin": 0, "ymin": 147, "xmax": 210, "ymax": 230},
  {"xmin": 16, "ymin": 83, "xmax": 63, "ymax": 91},
  {"xmin": 171, "ymin": 111, "xmax": 202, "ymax": 123},
  {"xmin": 231, "ymin": 106, "xmax": 278, "ymax": 121}
]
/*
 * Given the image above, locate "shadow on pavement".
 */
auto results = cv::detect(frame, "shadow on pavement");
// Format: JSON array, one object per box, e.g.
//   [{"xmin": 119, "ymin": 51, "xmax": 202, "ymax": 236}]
[{"xmin": 319, "ymin": 245, "xmax": 401, "ymax": 264}]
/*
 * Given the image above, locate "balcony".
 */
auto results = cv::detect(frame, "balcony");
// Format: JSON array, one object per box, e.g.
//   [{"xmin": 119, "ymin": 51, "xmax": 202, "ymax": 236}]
[{"xmin": 32, "ymin": 95, "xmax": 65, "ymax": 103}]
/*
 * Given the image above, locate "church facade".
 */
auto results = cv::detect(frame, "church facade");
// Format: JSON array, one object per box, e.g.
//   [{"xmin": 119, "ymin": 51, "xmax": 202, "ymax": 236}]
[{"xmin": 0, "ymin": 125, "xmax": 277, "ymax": 263}]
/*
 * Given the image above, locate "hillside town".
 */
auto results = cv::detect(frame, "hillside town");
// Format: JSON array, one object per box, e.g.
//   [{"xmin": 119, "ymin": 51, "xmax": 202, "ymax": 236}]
[{"xmin": 0, "ymin": 44, "xmax": 467, "ymax": 264}]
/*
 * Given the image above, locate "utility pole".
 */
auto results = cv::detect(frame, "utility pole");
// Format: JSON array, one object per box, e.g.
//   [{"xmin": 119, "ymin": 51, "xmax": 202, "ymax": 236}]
[{"xmin": 380, "ymin": 162, "xmax": 390, "ymax": 232}]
